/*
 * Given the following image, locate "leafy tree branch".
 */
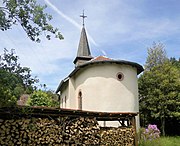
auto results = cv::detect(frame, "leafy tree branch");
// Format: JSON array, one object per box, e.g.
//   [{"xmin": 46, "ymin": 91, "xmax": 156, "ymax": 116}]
[{"xmin": 0, "ymin": 0, "xmax": 64, "ymax": 42}]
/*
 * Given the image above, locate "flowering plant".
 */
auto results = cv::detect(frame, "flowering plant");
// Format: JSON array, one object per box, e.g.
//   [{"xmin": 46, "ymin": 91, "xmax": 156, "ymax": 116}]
[{"xmin": 141, "ymin": 124, "xmax": 161, "ymax": 141}]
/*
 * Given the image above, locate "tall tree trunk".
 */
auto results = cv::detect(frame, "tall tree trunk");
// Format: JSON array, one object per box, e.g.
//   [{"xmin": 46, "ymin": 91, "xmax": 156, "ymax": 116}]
[{"xmin": 161, "ymin": 116, "xmax": 165, "ymax": 136}]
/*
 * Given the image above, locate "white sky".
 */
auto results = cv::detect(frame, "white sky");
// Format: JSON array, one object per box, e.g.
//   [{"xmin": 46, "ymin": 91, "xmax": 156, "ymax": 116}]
[{"xmin": 0, "ymin": 0, "xmax": 180, "ymax": 91}]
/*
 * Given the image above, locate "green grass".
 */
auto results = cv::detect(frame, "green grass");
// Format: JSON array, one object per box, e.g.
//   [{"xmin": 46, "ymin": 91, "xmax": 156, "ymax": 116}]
[{"xmin": 139, "ymin": 136, "xmax": 180, "ymax": 146}]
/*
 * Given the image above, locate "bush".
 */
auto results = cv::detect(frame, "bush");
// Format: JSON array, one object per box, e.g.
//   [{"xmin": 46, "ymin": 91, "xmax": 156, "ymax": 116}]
[
  {"xmin": 139, "ymin": 124, "xmax": 161, "ymax": 146},
  {"xmin": 28, "ymin": 90, "xmax": 54, "ymax": 107}
]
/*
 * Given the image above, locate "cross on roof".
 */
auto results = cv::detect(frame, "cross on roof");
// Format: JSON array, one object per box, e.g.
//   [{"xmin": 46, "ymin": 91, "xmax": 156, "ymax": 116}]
[{"xmin": 80, "ymin": 10, "xmax": 87, "ymax": 27}]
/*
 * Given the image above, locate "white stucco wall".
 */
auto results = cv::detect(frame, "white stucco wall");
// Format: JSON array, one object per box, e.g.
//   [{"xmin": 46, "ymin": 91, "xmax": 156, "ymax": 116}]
[
  {"xmin": 68, "ymin": 78, "xmax": 76, "ymax": 108},
  {"xmin": 72, "ymin": 63, "xmax": 139, "ymax": 113},
  {"xmin": 60, "ymin": 83, "xmax": 69, "ymax": 108}
]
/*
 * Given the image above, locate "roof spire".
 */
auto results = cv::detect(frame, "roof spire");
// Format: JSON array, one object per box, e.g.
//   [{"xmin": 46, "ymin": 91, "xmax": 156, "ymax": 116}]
[
  {"xmin": 80, "ymin": 10, "xmax": 87, "ymax": 27},
  {"xmin": 73, "ymin": 11, "xmax": 93, "ymax": 66}
]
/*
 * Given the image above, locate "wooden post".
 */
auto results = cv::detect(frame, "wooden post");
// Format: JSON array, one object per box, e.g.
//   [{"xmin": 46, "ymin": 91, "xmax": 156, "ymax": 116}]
[{"xmin": 131, "ymin": 117, "xmax": 138, "ymax": 146}]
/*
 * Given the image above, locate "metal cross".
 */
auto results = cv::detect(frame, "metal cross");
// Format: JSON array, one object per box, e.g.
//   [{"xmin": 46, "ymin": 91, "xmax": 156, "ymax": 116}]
[{"xmin": 80, "ymin": 10, "xmax": 87, "ymax": 27}]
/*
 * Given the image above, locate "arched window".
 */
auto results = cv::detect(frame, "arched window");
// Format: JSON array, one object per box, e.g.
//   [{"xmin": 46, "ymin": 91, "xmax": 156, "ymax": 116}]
[
  {"xmin": 78, "ymin": 91, "xmax": 82, "ymax": 110},
  {"xmin": 64, "ymin": 96, "xmax": 66, "ymax": 108},
  {"xmin": 61, "ymin": 97, "xmax": 63, "ymax": 108}
]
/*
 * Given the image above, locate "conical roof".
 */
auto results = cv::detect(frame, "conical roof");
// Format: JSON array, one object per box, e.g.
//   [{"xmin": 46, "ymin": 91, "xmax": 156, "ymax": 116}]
[
  {"xmin": 73, "ymin": 27, "xmax": 93, "ymax": 66},
  {"xmin": 77, "ymin": 27, "xmax": 91, "ymax": 57}
]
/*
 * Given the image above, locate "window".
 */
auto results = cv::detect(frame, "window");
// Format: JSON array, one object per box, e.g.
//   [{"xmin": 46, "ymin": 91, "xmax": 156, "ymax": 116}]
[
  {"xmin": 61, "ymin": 97, "xmax": 63, "ymax": 108},
  {"xmin": 116, "ymin": 72, "xmax": 124, "ymax": 81},
  {"xmin": 65, "ymin": 96, "xmax": 66, "ymax": 108},
  {"xmin": 78, "ymin": 91, "xmax": 82, "ymax": 110}
]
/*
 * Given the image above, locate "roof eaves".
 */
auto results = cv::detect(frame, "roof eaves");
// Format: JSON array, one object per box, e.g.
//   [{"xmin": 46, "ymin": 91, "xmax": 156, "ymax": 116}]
[
  {"xmin": 69, "ymin": 60, "xmax": 144, "ymax": 77},
  {"xmin": 55, "ymin": 77, "xmax": 69, "ymax": 93}
]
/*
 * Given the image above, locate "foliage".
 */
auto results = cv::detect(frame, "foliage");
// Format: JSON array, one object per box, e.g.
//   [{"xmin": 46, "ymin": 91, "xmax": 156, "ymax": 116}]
[
  {"xmin": 28, "ymin": 90, "xmax": 59, "ymax": 107},
  {"xmin": 0, "ymin": 0, "xmax": 63, "ymax": 42},
  {"xmin": 139, "ymin": 43, "xmax": 180, "ymax": 136},
  {"xmin": 140, "ymin": 124, "xmax": 160, "ymax": 141},
  {"xmin": 46, "ymin": 90, "xmax": 59, "ymax": 107},
  {"xmin": 139, "ymin": 61, "xmax": 180, "ymax": 136},
  {"xmin": 0, "ymin": 48, "xmax": 39, "ymax": 107},
  {"xmin": 0, "ymin": 49, "xmax": 59, "ymax": 107},
  {"xmin": 170, "ymin": 57, "xmax": 180, "ymax": 69},
  {"xmin": 0, "ymin": 48, "xmax": 38, "ymax": 93},
  {"xmin": 139, "ymin": 124, "xmax": 160, "ymax": 146},
  {"xmin": 145, "ymin": 42, "xmax": 168, "ymax": 70},
  {"xmin": 0, "ymin": 69, "xmax": 23, "ymax": 107}
]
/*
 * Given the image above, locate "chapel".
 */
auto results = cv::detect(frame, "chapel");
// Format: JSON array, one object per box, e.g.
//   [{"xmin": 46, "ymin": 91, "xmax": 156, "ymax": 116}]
[{"xmin": 56, "ymin": 13, "xmax": 144, "ymax": 126}]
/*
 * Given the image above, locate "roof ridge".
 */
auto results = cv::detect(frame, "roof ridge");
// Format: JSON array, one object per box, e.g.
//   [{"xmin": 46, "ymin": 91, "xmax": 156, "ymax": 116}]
[{"xmin": 90, "ymin": 55, "xmax": 112, "ymax": 61}]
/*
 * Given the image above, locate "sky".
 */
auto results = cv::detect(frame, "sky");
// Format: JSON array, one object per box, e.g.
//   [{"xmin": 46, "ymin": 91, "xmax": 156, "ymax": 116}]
[{"xmin": 0, "ymin": 0, "xmax": 180, "ymax": 91}]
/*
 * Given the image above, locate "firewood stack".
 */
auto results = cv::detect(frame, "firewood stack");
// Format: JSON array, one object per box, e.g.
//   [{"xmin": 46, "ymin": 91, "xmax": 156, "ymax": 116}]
[
  {"xmin": 0, "ymin": 117, "xmax": 135, "ymax": 145},
  {"xmin": 62, "ymin": 117, "xmax": 101, "ymax": 145},
  {"xmin": 100, "ymin": 126, "xmax": 135, "ymax": 146},
  {"xmin": 0, "ymin": 118, "xmax": 63, "ymax": 145},
  {"xmin": 0, "ymin": 117, "xmax": 101, "ymax": 145}
]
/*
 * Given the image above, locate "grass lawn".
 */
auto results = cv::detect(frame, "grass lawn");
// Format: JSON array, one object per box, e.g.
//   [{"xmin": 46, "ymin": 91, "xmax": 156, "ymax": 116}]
[{"xmin": 139, "ymin": 136, "xmax": 180, "ymax": 146}]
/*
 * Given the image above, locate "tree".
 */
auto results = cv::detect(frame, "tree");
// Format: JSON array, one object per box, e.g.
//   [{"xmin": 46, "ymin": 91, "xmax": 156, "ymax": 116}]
[
  {"xmin": 0, "ymin": 49, "xmax": 59, "ymax": 107},
  {"xmin": 139, "ymin": 43, "xmax": 180, "ymax": 136},
  {"xmin": 139, "ymin": 61, "xmax": 180, "ymax": 136},
  {"xmin": 0, "ymin": 69, "xmax": 24, "ymax": 107},
  {"xmin": 0, "ymin": 48, "xmax": 38, "ymax": 93},
  {"xmin": 0, "ymin": 48, "xmax": 39, "ymax": 107},
  {"xmin": 0, "ymin": 0, "xmax": 63, "ymax": 42},
  {"xmin": 170, "ymin": 57, "xmax": 180, "ymax": 69},
  {"xmin": 27, "ymin": 90, "xmax": 59, "ymax": 107},
  {"xmin": 145, "ymin": 42, "xmax": 168, "ymax": 70}
]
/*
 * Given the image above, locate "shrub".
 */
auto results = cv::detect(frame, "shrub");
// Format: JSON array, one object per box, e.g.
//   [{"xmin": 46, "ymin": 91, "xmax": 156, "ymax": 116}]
[
  {"xmin": 28, "ymin": 90, "xmax": 54, "ymax": 107},
  {"xmin": 143, "ymin": 124, "xmax": 160, "ymax": 140},
  {"xmin": 139, "ymin": 124, "xmax": 161, "ymax": 146}
]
